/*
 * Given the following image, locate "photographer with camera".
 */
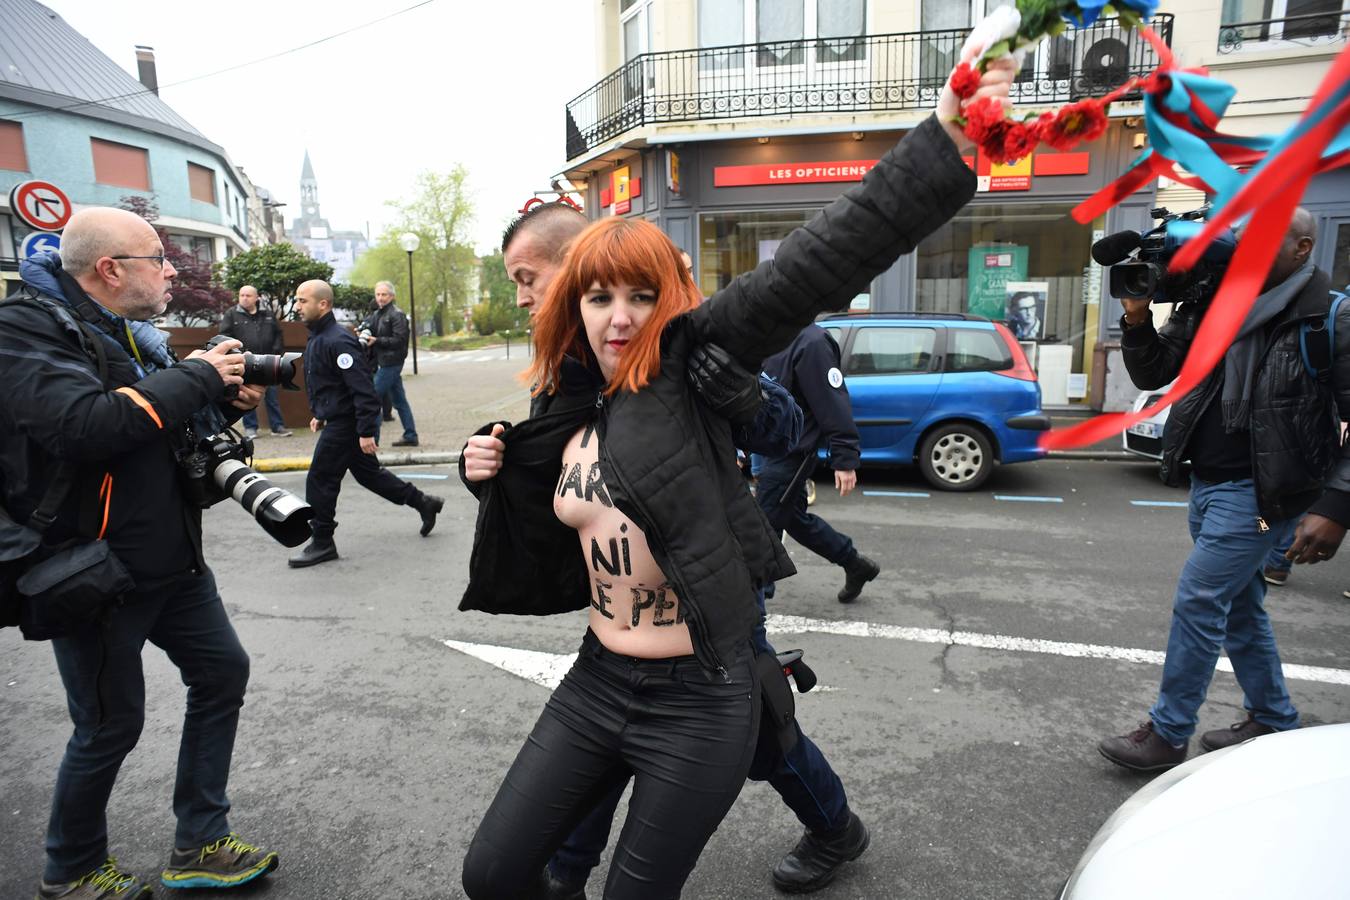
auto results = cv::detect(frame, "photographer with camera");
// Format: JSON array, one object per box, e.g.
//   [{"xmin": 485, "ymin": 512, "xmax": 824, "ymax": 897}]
[
  {"xmin": 0, "ymin": 207, "xmax": 279, "ymax": 897},
  {"xmin": 287, "ymin": 279, "xmax": 443, "ymax": 569},
  {"xmin": 1099, "ymin": 207, "xmax": 1350, "ymax": 772},
  {"xmin": 358, "ymin": 280, "xmax": 418, "ymax": 446},
  {"xmin": 218, "ymin": 284, "xmax": 291, "ymax": 438}
]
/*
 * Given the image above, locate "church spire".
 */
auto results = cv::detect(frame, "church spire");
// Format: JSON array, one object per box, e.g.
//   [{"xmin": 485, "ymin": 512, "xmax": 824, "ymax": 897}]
[{"xmin": 300, "ymin": 150, "xmax": 318, "ymax": 213}]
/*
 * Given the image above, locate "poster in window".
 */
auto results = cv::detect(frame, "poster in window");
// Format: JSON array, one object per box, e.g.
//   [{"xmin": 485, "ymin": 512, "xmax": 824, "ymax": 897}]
[
  {"xmin": 967, "ymin": 244, "xmax": 1027, "ymax": 319},
  {"xmin": 1005, "ymin": 281, "xmax": 1049, "ymax": 341}
]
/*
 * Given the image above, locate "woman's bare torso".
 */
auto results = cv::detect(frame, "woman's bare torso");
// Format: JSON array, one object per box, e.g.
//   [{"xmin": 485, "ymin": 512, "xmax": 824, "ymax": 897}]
[{"xmin": 554, "ymin": 423, "xmax": 695, "ymax": 658}]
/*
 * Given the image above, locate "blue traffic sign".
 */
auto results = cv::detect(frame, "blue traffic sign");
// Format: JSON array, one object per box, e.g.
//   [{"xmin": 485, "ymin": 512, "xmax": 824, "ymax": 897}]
[{"xmin": 20, "ymin": 231, "xmax": 61, "ymax": 258}]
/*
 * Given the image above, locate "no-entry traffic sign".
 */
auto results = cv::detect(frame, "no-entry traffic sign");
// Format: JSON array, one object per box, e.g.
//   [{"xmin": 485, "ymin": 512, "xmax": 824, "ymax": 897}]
[{"xmin": 8, "ymin": 180, "xmax": 73, "ymax": 232}]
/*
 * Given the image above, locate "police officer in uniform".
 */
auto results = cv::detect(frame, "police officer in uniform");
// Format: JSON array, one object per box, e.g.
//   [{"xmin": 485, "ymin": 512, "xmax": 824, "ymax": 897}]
[
  {"xmin": 755, "ymin": 322, "xmax": 880, "ymax": 603},
  {"xmin": 288, "ymin": 279, "xmax": 443, "ymax": 568}
]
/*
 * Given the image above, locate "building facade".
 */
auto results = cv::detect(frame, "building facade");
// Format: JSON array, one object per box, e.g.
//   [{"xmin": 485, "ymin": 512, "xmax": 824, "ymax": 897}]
[
  {"xmin": 0, "ymin": 0, "xmax": 259, "ymax": 296},
  {"xmin": 286, "ymin": 150, "xmax": 368, "ymax": 283},
  {"xmin": 558, "ymin": 0, "xmax": 1349, "ymax": 408}
]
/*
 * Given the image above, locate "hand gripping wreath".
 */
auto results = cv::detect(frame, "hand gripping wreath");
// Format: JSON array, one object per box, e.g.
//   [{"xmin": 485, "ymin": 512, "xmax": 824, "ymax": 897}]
[{"xmin": 948, "ymin": 0, "xmax": 1159, "ymax": 165}]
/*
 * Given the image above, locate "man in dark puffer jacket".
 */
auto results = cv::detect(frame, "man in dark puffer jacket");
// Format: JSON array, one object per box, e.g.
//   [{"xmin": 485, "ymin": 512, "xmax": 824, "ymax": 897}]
[{"xmin": 1100, "ymin": 208, "xmax": 1350, "ymax": 772}]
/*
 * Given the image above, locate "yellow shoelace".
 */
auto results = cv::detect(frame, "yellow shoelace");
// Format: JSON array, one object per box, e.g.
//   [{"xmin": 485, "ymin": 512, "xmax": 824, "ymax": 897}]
[
  {"xmin": 83, "ymin": 858, "xmax": 134, "ymax": 892},
  {"xmin": 199, "ymin": 832, "xmax": 259, "ymax": 862}
]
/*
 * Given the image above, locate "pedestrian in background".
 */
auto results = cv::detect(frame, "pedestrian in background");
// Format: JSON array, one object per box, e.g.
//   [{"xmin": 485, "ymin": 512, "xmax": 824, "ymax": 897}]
[
  {"xmin": 288, "ymin": 280, "xmax": 443, "ymax": 568},
  {"xmin": 360, "ymin": 280, "xmax": 418, "ymax": 447},
  {"xmin": 218, "ymin": 284, "xmax": 291, "ymax": 438}
]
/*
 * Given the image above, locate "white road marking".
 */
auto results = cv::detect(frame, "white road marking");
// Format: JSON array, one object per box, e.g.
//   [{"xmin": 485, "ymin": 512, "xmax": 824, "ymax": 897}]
[
  {"xmin": 1131, "ymin": 500, "xmax": 1189, "ymax": 508},
  {"xmin": 441, "ymin": 638, "xmax": 836, "ymax": 692},
  {"xmin": 993, "ymin": 495, "xmax": 1063, "ymax": 503},
  {"xmin": 764, "ymin": 614, "xmax": 1350, "ymax": 686}
]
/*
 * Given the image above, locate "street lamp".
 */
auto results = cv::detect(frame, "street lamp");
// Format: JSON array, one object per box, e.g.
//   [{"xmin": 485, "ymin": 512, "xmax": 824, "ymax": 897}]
[{"xmin": 398, "ymin": 231, "xmax": 421, "ymax": 374}]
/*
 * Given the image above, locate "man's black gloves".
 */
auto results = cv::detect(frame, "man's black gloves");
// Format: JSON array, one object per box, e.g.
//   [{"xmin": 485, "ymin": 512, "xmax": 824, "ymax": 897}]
[{"xmin": 687, "ymin": 342, "xmax": 763, "ymax": 427}]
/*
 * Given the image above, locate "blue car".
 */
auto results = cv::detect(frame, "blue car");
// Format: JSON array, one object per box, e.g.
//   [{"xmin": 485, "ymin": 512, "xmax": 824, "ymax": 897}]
[{"xmin": 818, "ymin": 313, "xmax": 1049, "ymax": 491}]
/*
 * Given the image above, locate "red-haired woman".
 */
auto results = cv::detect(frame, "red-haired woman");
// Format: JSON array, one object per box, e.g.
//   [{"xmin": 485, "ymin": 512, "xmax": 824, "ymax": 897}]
[{"xmin": 459, "ymin": 58, "xmax": 1015, "ymax": 900}]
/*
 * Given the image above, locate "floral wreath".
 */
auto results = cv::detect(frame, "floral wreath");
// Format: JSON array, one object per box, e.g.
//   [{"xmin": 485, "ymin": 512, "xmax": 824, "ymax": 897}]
[{"xmin": 949, "ymin": 0, "xmax": 1160, "ymax": 165}]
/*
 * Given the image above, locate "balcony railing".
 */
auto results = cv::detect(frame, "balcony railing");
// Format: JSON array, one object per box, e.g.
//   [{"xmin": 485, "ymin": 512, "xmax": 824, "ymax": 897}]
[
  {"xmin": 565, "ymin": 14, "xmax": 1174, "ymax": 161},
  {"xmin": 1218, "ymin": 9, "xmax": 1349, "ymax": 53}
]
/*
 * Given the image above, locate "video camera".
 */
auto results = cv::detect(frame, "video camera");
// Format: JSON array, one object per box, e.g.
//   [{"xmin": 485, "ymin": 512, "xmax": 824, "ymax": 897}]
[
  {"xmin": 202, "ymin": 334, "xmax": 302, "ymax": 400},
  {"xmin": 177, "ymin": 430, "xmax": 314, "ymax": 548},
  {"xmin": 1093, "ymin": 206, "xmax": 1238, "ymax": 305}
]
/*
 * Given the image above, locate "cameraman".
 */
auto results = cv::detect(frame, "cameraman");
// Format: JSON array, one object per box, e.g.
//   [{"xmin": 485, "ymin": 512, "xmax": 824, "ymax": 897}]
[
  {"xmin": 0, "ymin": 208, "xmax": 279, "ymax": 895},
  {"xmin": 218, "ymin": 284, "xmax": 291, "ymax": 438},
  {"xmin": 1099, "ymin": 208, "xmax": 1350, "ymax": 772}
]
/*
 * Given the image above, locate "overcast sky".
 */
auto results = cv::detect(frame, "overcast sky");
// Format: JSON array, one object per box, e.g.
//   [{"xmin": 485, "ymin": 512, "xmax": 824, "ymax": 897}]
[{"xmin": 48, "ymin": 0, "xmax": 597, "ymax": 254}]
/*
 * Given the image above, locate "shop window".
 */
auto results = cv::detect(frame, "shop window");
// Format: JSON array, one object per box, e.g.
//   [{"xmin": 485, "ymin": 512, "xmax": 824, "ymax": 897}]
[
  {"xmin": 0, "ymin": 120, "xmax": 28, "ymax": 171},
  {"xmin": 915, "ymin": 203, "xmax": 1093, "ymax": 371},
  {"xmin": 91, "ymin": 138, "xmax": 150, "ymax": 190},
  {"xmin": 188, "ymin": 162, "xmax": 216, "ymax": 204},
  {"xmin": 1331, "ymin": 221, "xmax": 1350, "ymax": 290},
  {"xmin": 947, "ymin": 329, "xmax": 1010, "ymax": 372},
  {"xmin": 847, "ymin": 327, "xmax": 936, "ymax": 376},
  {"xmin": 697, "ymin": 208, "xmax": 814, "ymax": 296}
]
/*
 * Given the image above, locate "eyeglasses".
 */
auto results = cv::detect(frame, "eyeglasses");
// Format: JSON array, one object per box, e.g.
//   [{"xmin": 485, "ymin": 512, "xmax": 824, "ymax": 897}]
[{"xmin": 111, "ymin": 254, "xmax": 168, "ymax": 268}]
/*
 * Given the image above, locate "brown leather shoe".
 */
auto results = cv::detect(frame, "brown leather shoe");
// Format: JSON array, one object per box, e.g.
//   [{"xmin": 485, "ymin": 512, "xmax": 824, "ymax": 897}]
[
  {"xmin": 1199, "ymin": 713, "xmax": 1278, "ymax": 752},
  {"xmin": 1098, "ymin": 720, "xmax": 1188, "ymax": 772},
  {"xmin": 1262, "ymin": 566, "xmax": 1289, "ymax": 586}
]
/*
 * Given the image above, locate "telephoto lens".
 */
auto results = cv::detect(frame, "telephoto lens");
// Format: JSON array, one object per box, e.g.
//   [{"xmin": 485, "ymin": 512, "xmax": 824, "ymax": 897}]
[
  {"xmin": 202, "ymin": 335, "xmax": 302, "ymax": 392},
  {"xmin": 211, "ymin": 458, "xmax": 314, "ymax": 547}
]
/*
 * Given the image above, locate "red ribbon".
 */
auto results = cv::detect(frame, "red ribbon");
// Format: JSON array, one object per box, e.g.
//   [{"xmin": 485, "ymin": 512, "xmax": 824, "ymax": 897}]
[{"xmin": 1042, "ymin": 42, "xmax": 1350, "ymax": 451}]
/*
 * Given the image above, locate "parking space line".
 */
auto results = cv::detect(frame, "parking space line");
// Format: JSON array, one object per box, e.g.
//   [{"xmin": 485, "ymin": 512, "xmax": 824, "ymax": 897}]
[
  {"xmin": 400, "ymin": 473, "xmax": 449, "ymax": 480},
  {"xmin": 862, "ymin": 490, "xmax": 931, "ymax": 498},
  {"xmin": 765, "ymin": 614, "xmax": 1350, "ymax": 686},
  {"xmin": 993, "ymin": 495, "xmax": 1063, "ymax": 503},
  {"xmin": 1131, "ymin": 500, "xmax": 1189, "ymax": 508}
]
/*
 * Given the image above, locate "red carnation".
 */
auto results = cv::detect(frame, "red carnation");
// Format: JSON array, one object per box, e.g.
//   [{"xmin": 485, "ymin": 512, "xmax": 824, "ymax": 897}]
[
  {"xmin": 950, "ymin": 62, "xmax": 981, "ymax": 100},
  {"xmin": 962, "ymin": 96, "xmax": 1008, "ymax": 145},
  {"xmin": 1002, "ymin": 121, "xmax": 1038, "ymax": 163},
  {"xmin": 1040, "ymin": 99, "xmax": 1110, "ymax": 152}
]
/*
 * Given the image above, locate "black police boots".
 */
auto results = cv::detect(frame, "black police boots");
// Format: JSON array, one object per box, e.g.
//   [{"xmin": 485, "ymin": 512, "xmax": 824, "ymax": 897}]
[
  {"xmin": 288, "ymin": 538, "xmax": 338, "ymax": 568},
  {"xmin": 772, "ymin": 811, "xmax": 870, "ymax": 893},
  {"xmin": 837, "ymin": 553, "xmax": 880, "ymax": 603},
  {"xmin": 413, "ymin": 493, "xmax": 445, "ymax": 537}
]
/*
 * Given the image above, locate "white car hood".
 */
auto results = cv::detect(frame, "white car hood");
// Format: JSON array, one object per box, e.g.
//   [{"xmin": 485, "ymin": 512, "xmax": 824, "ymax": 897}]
[{"xmin": 1071, "ymin": 725, "xmax": 1350, "ymax": 899}]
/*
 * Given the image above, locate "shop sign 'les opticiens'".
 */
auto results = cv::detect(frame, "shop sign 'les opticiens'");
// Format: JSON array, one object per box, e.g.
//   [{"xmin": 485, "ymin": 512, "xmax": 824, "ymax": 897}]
[{"xmin": 712, "ymin": 151, "xmax": 1090, "ymax": 191}]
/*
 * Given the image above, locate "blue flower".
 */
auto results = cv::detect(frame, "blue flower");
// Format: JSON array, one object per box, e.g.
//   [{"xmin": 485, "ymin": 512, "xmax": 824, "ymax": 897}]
[{"xmin": 1064, "ymin": 0, "xmax": 1157, "ymax": 28}]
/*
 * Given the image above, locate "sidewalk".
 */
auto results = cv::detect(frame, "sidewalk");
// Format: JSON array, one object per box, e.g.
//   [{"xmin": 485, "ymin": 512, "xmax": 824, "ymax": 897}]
[
  {"xmin": 247, "ymin": 348, "xmax": 1137, "ymax": 470},
  {"xmin": 249, "ymin": 344, "xmax": 532, "ymax": 469}
]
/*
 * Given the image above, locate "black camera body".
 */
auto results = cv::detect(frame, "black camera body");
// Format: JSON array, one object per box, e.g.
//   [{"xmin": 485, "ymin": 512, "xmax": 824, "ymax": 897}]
[
  {"xmin": 202, "ymin": 334, "xmax": 302, "ymax": 399},
  {"xmin": 177, "ymin": 431, "xmax": 313, "ymax": 547},
  {"xmin": 1095, "ymin": 206, "xmax": 1238, "ymax": 305}
]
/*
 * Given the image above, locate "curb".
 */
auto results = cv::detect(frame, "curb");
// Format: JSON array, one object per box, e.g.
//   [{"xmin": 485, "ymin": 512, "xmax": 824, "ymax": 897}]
[
  {"xmin": 253, "ymin": 451, "xmax": 460, "ymax": 474},
  {"xmin": 1045, "ymin": 450, "xmax": 1153, "ymax": 462}
]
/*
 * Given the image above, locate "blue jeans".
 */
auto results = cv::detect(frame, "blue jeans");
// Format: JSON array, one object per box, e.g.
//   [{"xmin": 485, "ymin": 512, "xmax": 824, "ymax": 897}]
[
  {"xmin": 373, "ymin": 364, "xmax": 417, "ymax": 442},
  {"xmin": 1148, "ymin": 477, "xmax": 1300, "ymax": 745},
  {"xmin": 240, "ymin": 385, "xmax": 286, "ymax": 433},
  {"xmin": 547, "ymin": 591, "xmax": 850, "ymax": 887},
  {"xmin": 1263, "ymin": 516, "xmax": 1302, "ymax": 574},
  {"xmin": 44, "ymin": 569, "xmax": 249, "ymax": 882}
]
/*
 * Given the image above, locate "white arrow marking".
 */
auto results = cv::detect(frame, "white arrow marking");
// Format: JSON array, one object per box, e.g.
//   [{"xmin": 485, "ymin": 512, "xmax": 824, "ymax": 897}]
[{"xmin": 441, "ymin": 638, "xmax": 836, "ymax": 692}]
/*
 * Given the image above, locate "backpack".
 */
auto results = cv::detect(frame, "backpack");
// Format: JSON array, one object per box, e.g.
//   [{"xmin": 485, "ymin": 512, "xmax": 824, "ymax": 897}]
[{"xmin": 1299, "ymin": 288, "xmax": 1348, "ymax": 385}]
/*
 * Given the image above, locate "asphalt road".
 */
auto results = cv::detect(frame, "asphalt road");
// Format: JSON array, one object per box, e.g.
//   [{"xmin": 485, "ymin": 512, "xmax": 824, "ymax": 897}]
[{"xmin": 3, "ymin": 457, "xmax": 1349, "ymax": 899}]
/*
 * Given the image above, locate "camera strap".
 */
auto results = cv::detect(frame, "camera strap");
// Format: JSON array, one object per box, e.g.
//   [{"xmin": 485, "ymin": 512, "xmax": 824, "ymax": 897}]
[
  {"xmin": 25, "ymin": 318, "xmax": 112, "ymax": 540},
  {"xmin": 1299, "ymin": 291, "xmax": 1346, "ymax": 386}
]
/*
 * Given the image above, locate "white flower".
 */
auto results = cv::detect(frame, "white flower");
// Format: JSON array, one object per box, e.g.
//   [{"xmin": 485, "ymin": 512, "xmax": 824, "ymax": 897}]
[{"xmin": 960, "ymin": 5, "xmax": 1029, "ymax": 70}]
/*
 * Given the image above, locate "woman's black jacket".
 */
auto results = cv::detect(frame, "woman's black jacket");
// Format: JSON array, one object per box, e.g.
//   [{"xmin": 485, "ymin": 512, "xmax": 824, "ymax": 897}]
[
  {"xmin": 1121, "ymin": 266, "xmax": 1350, "ymax": 523},
  {"xmin": 459, "ymin": 115, "xmax": 977, "ymax": 675}
]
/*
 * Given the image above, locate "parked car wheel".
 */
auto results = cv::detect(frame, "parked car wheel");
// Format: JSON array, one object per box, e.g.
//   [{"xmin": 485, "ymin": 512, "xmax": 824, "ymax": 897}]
[{"xmin": 919, "ymin": 423, "xmax": 993, "ymax": 491}]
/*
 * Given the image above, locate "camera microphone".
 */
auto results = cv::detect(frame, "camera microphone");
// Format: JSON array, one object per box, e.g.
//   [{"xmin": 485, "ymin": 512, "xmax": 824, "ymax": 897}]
[{"xmin": 1092, "ymin": 230, "xmax": 1143, "ymax": 266}]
